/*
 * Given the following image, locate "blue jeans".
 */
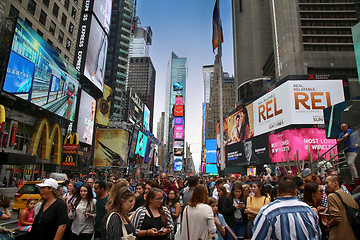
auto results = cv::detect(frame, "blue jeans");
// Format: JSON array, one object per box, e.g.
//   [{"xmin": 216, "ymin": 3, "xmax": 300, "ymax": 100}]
[{"xmin": 225, "ymin": 221, "xmax": 247, "ymax": 240}]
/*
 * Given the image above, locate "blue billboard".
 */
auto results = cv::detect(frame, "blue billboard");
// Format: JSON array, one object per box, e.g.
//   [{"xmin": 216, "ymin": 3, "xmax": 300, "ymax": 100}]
[
  {"xmin": 206, "ymin": 164, "xmax": 218, "ymax": 174},
  {"xmin": 135, "ymin": 131, "xmax": 148, "ymax": 157},
  {"xmin": 3, "ymin": 18, "xmax": 79, "ymax": 121},
  {"xmin": 143, "ymin": 105, "xmax": 150, "ymax": 131},
  {"xmin": 174, "ymin": 156, "xmax": 183, "ymax": 171},
  {"xmin": 206, "ymin": 139, "xmax": 217, "ymax": 163},
  {"xmin": 174, "ymin": 117, "xmax": 183, "ymax": 125}
]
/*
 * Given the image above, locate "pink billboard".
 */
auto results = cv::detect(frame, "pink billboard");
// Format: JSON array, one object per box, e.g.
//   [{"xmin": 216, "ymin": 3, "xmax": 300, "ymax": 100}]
[
  {"xmin": 175, "ymin": 96, "xmax": 183, "ymax": 105},
  {"xmin": 269, "ymin": 128, "xmax": 337, "ymax": 163},
  {"xmin": 174, "ymin": 125, "xmax": 184, "ymax": 139}
]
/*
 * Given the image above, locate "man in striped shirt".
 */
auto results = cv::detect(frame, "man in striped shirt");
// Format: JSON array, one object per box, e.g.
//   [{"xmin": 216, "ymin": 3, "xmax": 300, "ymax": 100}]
[{"xmin": 252, "ymin": 177, "xmax": 321, "ymax": 240}]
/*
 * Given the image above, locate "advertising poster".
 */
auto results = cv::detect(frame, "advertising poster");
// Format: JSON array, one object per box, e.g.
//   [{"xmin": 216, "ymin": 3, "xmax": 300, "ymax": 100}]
[
  {"xmin": 173, "ymin": 82, "xmax": 183, "ymax": 91},
  {"xmin": 175, "ymin": 96, "xmax": 183, "ymax": 105},
  {"xmin": 94, "ymin": 129, "xmax": 129, "ymax": 166},
  {"xmin": 83, "ymin": 15, "xmax": 108, "ymax": 92},
  {"xmin": 144, "ymin": 139, "xmax": 153, "ymax": 163},
  {"xmin": 143, "ymin": 105, "xmax": 150, "ymax": 131},
  {"xmin": 95, "ymin": 84, "xmax": 112, "ymax": 126},
  {"xmin": 91, "ymin": 0, "xmax": 112, "ymax": 33},
  {"xmin": 128, "ymin": 129, "xmax": 138, "ymax": 160},
  {"xmin": 174, "ymin": 156, "xmax": 183, "ymax": 171},
  {"xmin": 253, "ymin": 80, "xmax": 345, "ymax": 136},
  {"xmin": 135, "ymin": 131, "xmax": 148, "ymax": 157},
  {"xmin": 206, "ymin": 164, "xmax": 218, "ymax": 174},
  {"xmin": 174, "ymin": 105, "xmax": 184, "ymax": 116},
  {"xmin": 174, "ymin": 125, "xmax": 184, "ymax": 139},
  {"xmin": 174, "ymin": 140, "xmax": 184, "ymax": 148},
  {"xmin": 77, "ymin": 90, "xmax": 96, "ymax": 144},
  {"xmin": 4, "ymin": 18, "xmax": 79, "ymax": 121},
  {"xmin": 205, "ymin": 139, "xmax": 217, "ymax": 164},
  {"xmin": 174, "ymin": 117, "xmax": 183, "ymax": 125},
  {"xmin": 225, "ymin": 134, "xmax": 269, "ymax": 167},
  {"xmin": 352, "ymin": 22, "xmax": 360, "ymax": 83},
  {"xmin": 154, "ymin": 144, "xmax": 159, "ymax": 166},
  {"xmin": 247, "ymin": 167, "xmax": 256, "ymax": 176},
  {"xmin": 268, "ymin": 128, "xmax": 337, "ymax": 163}
]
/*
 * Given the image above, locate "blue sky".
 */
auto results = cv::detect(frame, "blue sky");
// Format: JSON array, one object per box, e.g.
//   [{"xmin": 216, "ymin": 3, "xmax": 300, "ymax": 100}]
[{"xmin": 137, "ymin": 0, "xmax": 234, "ymax": 171}]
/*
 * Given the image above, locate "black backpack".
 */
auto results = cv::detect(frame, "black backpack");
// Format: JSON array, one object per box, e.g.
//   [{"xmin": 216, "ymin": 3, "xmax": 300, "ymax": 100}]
[{"xmin": 334, "ymin": 192, "xmax": 360, "ymax": 239}]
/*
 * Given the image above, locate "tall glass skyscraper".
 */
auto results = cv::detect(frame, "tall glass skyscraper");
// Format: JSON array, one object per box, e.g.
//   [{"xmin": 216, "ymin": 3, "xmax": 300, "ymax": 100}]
[{"xmin": 164, "ymin": 52, "xmax": 187, "ymax": 172}]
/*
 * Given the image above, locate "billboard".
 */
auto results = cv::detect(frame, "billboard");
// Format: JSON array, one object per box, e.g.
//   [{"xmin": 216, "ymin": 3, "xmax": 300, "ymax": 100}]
[
  {"xmin": 225, "ymin": 134, "xmax": 269, "ymax": 167},
  {"xmin": 352, "ymin": 22, "xmax": 360, "ymax": 83},
  {"xmin": 95, "ymin": 84, "xmax": 112, "ymax": 126},
  {"xmin": 175, "ymin": 96, "xmax": 183, "ymax": 105},
  {"xmin": 174, "ymin": 105, "xmax": 184, "ymax": 116},
  {"xmin": 135, "ymin": 131, "xmax": 148, "ymax": 157},
  {"xmin": 90, "ymin": 0, "xmax": 112, "ymax": 33},
  {"xmin": 3, "ymin": 18, "xmax": 79, "ymax": 121},
  {"xmin": 94, "ymin": 129, "xmax": 129, "ymax": 166},
  {"xmin": 174, "ymin": 125, "xmax": 184, "ymax": 139},
  {"xmin": 144, "ymin": 140, "xmax": 155, "ymax": 163},
  {"xmin": 143, "ymin": 105, "xmax": 150, "ymax": 131},
  {"xmin": 128, "ymin": 90, "xmax": 144, "ymax": 125},
  {"xmin": 206, "ymin": 139, "xmax": 217, "ymax": 164},
  {"xmin": 174, "ymin": 117, "xmax": 184, "ymax": 125},
  {"xmin": 268, "ymin": 128, "xmax": 337, "ymax": 163},
  {"xmin": 128, "ymin": 128, "xmax": 138, "ymax": 160},
  {"xmin": 206, "ymin": 164, "xmax": 218, "ymax": 174},
  {"xmin": 173, "ymin": 82, "xmax": 183, "ymax": 91},
  {"xmin": 174, "ymin": 140, "xmax": 184, "ymax": 148},
  {"xmin": 174, "ymin": 156, "xmax": 183, "ymax": 171},
  {"xmin": 253, "ymin": 80, "xmax": 345, "ymax": 136},
  {"xmin": 77, "ymin": 90, "xmax": 96, "ymax": 144}
]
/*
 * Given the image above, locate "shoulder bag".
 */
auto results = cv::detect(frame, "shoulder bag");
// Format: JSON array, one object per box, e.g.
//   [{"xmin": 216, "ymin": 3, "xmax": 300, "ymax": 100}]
[{"xmin": 106, "ymin": 212, "xmax": 136, "ymax": 240}]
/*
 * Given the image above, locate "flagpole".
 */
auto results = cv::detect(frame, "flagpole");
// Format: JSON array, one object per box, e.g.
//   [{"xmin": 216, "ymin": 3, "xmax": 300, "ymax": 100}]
[{"xmin": 216, "ymin": 0, "xmax": 225, "ymax": 173}]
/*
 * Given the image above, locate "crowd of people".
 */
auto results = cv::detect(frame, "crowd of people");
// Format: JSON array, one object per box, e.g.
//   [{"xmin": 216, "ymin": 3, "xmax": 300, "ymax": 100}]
[{"xmin": 1, "ymin": 169, "xmax": 359, "ymax": 240}]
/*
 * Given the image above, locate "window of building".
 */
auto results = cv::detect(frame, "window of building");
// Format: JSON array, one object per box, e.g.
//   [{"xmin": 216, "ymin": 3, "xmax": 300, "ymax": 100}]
[
  {"xmin": 27, "ymin": 0, "xmax": 36, "ymax": 15},
  {"xmin": 24, "ymin": 18, "xmax": 32, "ymax": 27},
  {"xmin": 47, "ymin": 39, "xmax": 53, "ymax": 46},
  {"xmin": 64, "ymin": 0, "xmax": 70, "ymax": 10},
  {"xmin": 17, "ymin": 0, "xmax": 22, "ymax": 3},
  {"xmin": 71, "ymin": 7, "xmax": 76, "ymax": 19},
  {"xmin": 52, "ymin": 3, "xmax": 59, "ymax": 17},
  {"xmin": 61, "ymin": 13, "xmax": 67, "ymax": 26},
  {"xmin": 64, "ymin": 55, "xmax": 69, "ymax": 61},
  {"xmin": 39, "ymin": 10, "xmax": 47, "ymax": 26},
  {"xmin": 58, "ymin": 30, "xmax": 64, "ymax": 43},
  {"xmin": 68, "ymin": 22, "xmax": 74, "ymax": 34},
  {"xmin": 49, "ymin": 20, "xmax": 56, "ymax": 35},
  {"xmin": 43, "ymin": 0, "xmax": 49, "ymax": 7},
  {"xmin": 66, "ymin": 38, "xmax": 71, "ymax": 50},
  {"xmin": 37, "ymin": 29, "xmax": 43, "ymax": 37},
  {"xmin": 56, "ymin": 47, "xmax": 61, "ymax": 54}
]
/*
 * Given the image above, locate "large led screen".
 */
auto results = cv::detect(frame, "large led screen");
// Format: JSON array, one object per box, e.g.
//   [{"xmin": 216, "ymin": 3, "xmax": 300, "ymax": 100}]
[
  {"xmin": 174, "ymin": 125, "xmax": 184, "ymax": 139},
  {"xmin": 174, "ymin": 117, "xmax": 183, "ymax": 125},
  {"xmin": 174, "ymin": 105, "xmax": 184, "ymax": 117},
  {"xmin": 91, "ymin": 0, "xmax": 112, "ymax": 33},
  {"xmin": 174, "ymin": 140, "xmax": 184, "ymax": 148},
  {"xmin": 206, "ymin": 164, "xmax": 218, "ymax": 174},
  {"xmin": 174, "ymin": 156, "xmax": 183, "ymax": 171},
  {"xmin": 4, "ymin": 18, "xmax": 79, "ymax": 121},
  {"xmin": 143, "ymin": 105, "xmax": 150, "ymax": 131},
  {"xmin": 268, "ymin": 128, "xmax": 337, "ymax": 163},
  {"xmin": 135, "ymin": 131, "xmax": 148, "ymax": 157},
  {"xmin": 352, "ymin": 22, "xmax": 360, "ymax": 83},
  {"xmin": 175, "ymin": 96, "xmax": 183, "ymax": 105},
  {"xmin": 95, "ymin": 84, "xmax": 112, "ymax": 126},
  {"xmin": 173, "ymin": 82, "xmax": 183, "ymax": 91},
  {"xmin": 206, "ymin": 139, "xmax": 217, "ymax": 164},
  {"xmin": 77, "ymin": 90, "xmax": 96, "ymax": 144},
  {"xmin": 128, "ymin": 129, "xmax": 138, "ymax": 160},
  {"xmin": 94, "ymin": 129, "xmax": 129, "ymax": 166},
  {"xmin": 144, "ymin": 140, "xmax": 155, "ymax": 163}
]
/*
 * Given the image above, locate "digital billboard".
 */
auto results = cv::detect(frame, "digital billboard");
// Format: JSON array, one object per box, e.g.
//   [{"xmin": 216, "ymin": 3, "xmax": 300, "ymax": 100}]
[
  {"xmin": 174, "ymin": 146, "xmax": 184, "ymax": 155},
  {"xmin": 268, "ymin": 128, "xmax": 337, "ymax": 163},
  {"xmin": 128, "ymin": 128, "xmax": 138, "ymax": 160},
  {"xmin": 174, "ymin": 140, "xmax": 184, "ymax": 148},
  {"xmin": 77, "ymin": 90, "xmax": 96, "ymax": 144},
  {"xmin": 175, "ymin": 96, "xmax": 183, "ymax": 105},
  {"xmin": 3, "ymin": 18, "xmax": 79, "ymax": 121},
  {"xmin": 174, "ymin": 125, "xmax": 184, "ymax": 139},
  {"xmin": 253, "ymin": 80, "xmax": 345, "ymax": 136},
  {"xmin": 352, "ymin": 22, "xmax": 360, "ymax": 83},
  {"xmin": 174, "ymin": 156, "xmax": 183, "ymax": 171},
  {"xmin": 173, "ymin": 82, "xmax": 183, "ymax": 91},
  {"xmin": 94, "ymin": 129, "xmax": 129, "ymax": 166},
  {"xmin": 95, "ymin": 84, "xmax": 112, "ymax": 126},
  {"xmin": 174, "ymin": 105, "xmax": 184, "ymax": 116},
  {"xmin": 143, "ymin": 105, "xmax": 150, "ymax": 131},
  {"xmin": 135, "ymin": 131, "xmax": 148, "ymax": 157},
  {"xmin": 206, "ymin": 139, "xmax": 217, "ymax": 164},
  {"xmin": 144, "ymin": 140, "xmax": 155, "ymax": 163},
  {"xmin": 206, "ymin": 164, "xmax": 218, "ymax": 174},
  {"xmin": 174, "ymin": 117, "xmax": 183, "ymax": 125},
  {"xmin": 91, "ymin": 0, "xmax": 112, "ymax": 33}
]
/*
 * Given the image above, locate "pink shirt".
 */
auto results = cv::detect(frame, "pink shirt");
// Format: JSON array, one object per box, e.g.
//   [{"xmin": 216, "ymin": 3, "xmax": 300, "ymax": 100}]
[{"xmin": 18, "ymin": 208, "xmax": 34, "ymax": 227}]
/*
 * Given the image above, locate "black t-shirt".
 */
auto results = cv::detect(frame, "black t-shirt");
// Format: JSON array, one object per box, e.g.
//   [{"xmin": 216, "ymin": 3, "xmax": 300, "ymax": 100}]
[
  {"xmin": 139, "ymin": 214, "xmax": 167, "ymax": 240},
  {"xmin": 31, "ymin": 199, "xmax": 70, "ymax": 240},
  {"xmin": 132, "ymin": 194, "xmax": 145, "ymax": 212}
]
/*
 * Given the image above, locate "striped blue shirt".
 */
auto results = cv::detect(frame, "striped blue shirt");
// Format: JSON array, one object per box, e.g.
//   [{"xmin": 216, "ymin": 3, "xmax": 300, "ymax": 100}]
[{"xmin": 252, "ymin": 196, "xmax": 321, "ymax": 240}]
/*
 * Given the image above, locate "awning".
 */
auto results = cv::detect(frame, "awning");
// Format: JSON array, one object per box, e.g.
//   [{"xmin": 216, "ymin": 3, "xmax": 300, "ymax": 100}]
[{"xmin": 0, "ymin": 152, "xmax": 37, "ymax": 165}]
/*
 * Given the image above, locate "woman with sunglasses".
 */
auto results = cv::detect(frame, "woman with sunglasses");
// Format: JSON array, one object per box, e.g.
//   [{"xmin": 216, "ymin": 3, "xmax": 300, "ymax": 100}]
[
  {"xmin": 31, "ymin": 178, "xmax": 70, "ymax": 240},
  {"xmin": 102, "ymin": 187, "xmax": 136, "ymax": 240},
  {"xmin": 68, "ymin": 183, "xmax": 96, "ymax": 240},
  {"xmin": 132, "ymin": 188, "xmax": 174, "ymax": 239}
]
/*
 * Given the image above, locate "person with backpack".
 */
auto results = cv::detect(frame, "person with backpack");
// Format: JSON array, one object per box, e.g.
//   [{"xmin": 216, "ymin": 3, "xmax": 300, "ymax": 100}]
[{"xmin": 325, "ymin": 175, "xmax": 360, "ymax": 240}]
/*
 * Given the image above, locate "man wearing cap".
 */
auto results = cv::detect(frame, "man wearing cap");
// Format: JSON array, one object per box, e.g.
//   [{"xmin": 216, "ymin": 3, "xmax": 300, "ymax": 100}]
[{"xmin": 31, "ymin": 178, "xmax": 70, "ymax": 240}]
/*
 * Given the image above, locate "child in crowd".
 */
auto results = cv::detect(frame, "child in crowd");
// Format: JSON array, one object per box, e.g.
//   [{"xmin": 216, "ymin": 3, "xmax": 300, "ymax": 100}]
[
  {"xmin": 18, "ymin": 198, "xmax": 35, "ymax": 232},
  {"xmin": 208, "ymin": 197, "xmax": 227, "ymax": 240}
]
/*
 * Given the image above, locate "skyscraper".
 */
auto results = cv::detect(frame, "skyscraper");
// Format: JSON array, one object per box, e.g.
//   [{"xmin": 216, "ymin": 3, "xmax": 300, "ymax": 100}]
[
  {"xmin": 164, "ymin": 52, "xmax": 187, "ymax": 172},
  {"xmin": 105, "ymin": 0, "xmax": 135, "ymax": 121},
  {"xmin": 129, "ymin": 26, "xmax": 152, "ymax": 57}
]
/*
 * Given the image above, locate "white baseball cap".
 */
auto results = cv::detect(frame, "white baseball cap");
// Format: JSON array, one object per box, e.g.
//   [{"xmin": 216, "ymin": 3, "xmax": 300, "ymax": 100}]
[{"xmin": 36, "ymin": 178, "xmax": 58, "ymax": 189}]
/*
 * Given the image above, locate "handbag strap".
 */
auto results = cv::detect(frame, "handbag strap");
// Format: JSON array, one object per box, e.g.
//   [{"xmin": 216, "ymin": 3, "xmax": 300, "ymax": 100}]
[
  {"xmin": 186, "ymin": 206, "xmax": 190, "ymax": 240},
  {"xmin": 225, "ymin": 225, "xmax": 238, "ymax": 240},
  {"xmin": 334, "ymin": 192, "xmax": 348, "ymax": 207},
  {"xmin": 106, "ymin": 212, "xmax": 116, "ymax": 231}
]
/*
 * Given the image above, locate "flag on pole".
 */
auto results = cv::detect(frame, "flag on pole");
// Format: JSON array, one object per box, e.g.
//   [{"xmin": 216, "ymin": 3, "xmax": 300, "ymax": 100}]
[{"xmin": 212, "ymin": 0, "xmax": 223, "ymax": 53}]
